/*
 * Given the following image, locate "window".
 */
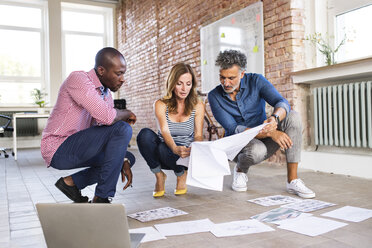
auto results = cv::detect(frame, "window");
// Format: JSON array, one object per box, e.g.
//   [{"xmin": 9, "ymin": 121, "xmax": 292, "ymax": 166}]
[
  {"xmin": 0, "ymin": 1, "xmax": 115, "ymax": 106},
  {"xmin": 62, "ymin": 3, "xmax": 113, "ymax": 78},
  {"xmin": 0, "ymin": 1, "xmax": 47, "ymax": 106},
  {"xmin": 335, "ymin": 4, "xmax": 372, "ymax": 62}
]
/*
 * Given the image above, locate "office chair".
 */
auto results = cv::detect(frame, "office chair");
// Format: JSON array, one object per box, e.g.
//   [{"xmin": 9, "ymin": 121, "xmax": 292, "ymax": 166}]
[{"xmin": 0, "ymin": 114, "xmax": 14, "ymax": 158}]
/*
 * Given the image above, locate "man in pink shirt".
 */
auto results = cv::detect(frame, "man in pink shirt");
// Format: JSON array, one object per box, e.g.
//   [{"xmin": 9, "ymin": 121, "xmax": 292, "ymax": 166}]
[{"xmin": 41, "ymin": 47, "xmax": 136, "ymax": 203}]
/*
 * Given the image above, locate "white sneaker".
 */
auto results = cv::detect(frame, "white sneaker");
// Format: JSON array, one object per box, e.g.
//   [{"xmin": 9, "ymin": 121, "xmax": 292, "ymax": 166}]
[
  {"xmin": 232, "ymin": 165, "xmax": 248, "ymax": 192},
  {"xmin": 286, "ymin": 179, "xmax": 315, "ymax": 198}
]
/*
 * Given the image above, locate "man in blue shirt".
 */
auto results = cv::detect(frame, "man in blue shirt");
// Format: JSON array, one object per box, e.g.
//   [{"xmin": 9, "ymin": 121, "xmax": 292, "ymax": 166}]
[{"xmin": 208, "ymin": 50, "xmax": 315, "ymax": 198}]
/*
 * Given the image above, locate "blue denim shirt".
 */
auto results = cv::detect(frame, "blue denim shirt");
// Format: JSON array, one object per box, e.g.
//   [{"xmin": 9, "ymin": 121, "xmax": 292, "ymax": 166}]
[{"xmin": 208, "ymin": 73, "xmax": 290, "ymax": 136}]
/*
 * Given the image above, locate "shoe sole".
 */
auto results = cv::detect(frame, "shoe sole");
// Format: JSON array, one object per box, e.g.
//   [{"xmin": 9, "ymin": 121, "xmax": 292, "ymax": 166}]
[
  {"xmin": 232, "ymin": 185, "xmax": 247, "ymax": 192},
  {"xmin": 287, "ymin": 189, "xmax": 316, "ymax": 199}
]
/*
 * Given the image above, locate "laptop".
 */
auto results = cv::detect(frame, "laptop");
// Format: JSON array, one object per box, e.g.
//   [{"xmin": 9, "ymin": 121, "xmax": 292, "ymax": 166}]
[{"xmin": 36, "ymin": 203, "xmax": 145, "ymax": 248}]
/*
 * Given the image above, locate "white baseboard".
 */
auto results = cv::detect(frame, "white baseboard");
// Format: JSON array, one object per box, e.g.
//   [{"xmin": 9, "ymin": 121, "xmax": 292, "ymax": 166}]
[{"xmin": 301, "ymin": 151, "xmax": 372, "ymax": 179}]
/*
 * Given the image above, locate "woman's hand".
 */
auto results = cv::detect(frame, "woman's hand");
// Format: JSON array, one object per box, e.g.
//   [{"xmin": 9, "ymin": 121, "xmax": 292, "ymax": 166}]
[{"xmin": 173, "ymin": 146, "xmax": 191, "ymax": 158}]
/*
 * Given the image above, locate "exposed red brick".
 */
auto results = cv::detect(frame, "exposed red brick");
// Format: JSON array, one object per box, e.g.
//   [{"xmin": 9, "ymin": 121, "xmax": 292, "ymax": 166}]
[{"xmin": 117, "ymin": 0, "xmax": 308, "ymax": 165}]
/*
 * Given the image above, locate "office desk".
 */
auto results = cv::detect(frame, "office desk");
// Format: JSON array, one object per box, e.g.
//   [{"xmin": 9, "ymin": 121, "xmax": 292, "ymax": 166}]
[{"xmin": 13, "ymin": 113, "xmax": 50, "ymax": 160}]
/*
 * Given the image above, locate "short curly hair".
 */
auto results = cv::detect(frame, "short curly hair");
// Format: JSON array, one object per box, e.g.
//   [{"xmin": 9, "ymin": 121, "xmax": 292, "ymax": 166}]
[{"xmin": 215, "ymin": 50, "xmax": 247, "ymax": 70}]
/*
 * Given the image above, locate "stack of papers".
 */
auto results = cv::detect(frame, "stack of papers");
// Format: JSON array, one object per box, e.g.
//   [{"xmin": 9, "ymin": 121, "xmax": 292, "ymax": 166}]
[
  {"xmin": 128, "ymin": 207, "xmax": 188, "ymax": 222},
  {"xmin": 277, "ymin": 216, "xmax": 347, "ymax": 237},
  {"xmin": 281, "ymin": 199, "xmax": 336, "ymax": 212},
  {"xmin": 210, "ymin": 219, "xmax": 275, "ymax": 237},
  {"xmin": 154, "ymin": 219, "xmax": 214, "ymax": 236},
  {"xmin": 248, "ymin": 195, "xmax": 302, "ymax": 206},
  {"xmin": 129, "ymin": 227, "xmax": 166, "ymax": 243},
  {"xmin": 178, "ymin": 124, "xmax": 266, "ymax": 191},
  {"xmin": 251, "ymin": 207, "xmax": 312, "ymax": 224},
  {"xmin": 321, "ymin": 206, "xmax": 372, "ymax": 222}
]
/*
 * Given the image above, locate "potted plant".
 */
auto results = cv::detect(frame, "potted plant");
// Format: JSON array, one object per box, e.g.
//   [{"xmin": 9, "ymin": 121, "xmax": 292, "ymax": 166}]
[
  {"xmin": 31, "ymin": 88, "xmax": 47, "ymax": 113},
  {"xmin": 306, "ymin": 32, "xmax": 346, "ymax": 66}
]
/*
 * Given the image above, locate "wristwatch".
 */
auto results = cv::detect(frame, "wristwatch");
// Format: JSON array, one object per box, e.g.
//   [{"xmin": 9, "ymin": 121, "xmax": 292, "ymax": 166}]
[{"xmin": 271, "ymin": 113, "xmax": 280, "ymax": 125}]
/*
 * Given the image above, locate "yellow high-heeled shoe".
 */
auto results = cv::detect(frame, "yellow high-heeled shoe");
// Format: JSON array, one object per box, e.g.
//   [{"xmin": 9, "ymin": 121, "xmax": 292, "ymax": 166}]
[
  {"xmin": 153, "ymin": 172, "xmax": 167, "ymax": 198},
  {"xmin": 174, "ymin": 188, "xmax": 187, "ymax": 195},
  {"xmin": 152, "ymin": 190, "xmax": 165, "ymax": 197}
]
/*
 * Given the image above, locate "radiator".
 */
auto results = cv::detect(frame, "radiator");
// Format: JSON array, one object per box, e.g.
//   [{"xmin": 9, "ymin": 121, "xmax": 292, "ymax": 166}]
[
  {"xmin": 313, "ymin": 81, "xmax": 372, "ymax": 148},
  {"xmin": 0, "ymin": 111, "xmax": 38, "ymax": 137}
]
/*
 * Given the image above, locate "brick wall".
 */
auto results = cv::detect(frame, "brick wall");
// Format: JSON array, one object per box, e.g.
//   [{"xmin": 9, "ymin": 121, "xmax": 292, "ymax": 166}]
[{"xmin": 116, "ymin": 0, "xmax": 308, "ymax": 164}]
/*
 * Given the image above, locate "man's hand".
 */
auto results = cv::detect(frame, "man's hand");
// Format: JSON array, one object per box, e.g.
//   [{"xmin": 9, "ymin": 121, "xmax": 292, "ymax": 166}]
[
  {"xmin": 269, "ymin": 130, "xmax": 293, "ymax": 150},
  {"xmin": 126, "ymin": 112, "xmax": 137, "ymax": 125},
  {"xmin": 254, "ymin": 116, "xmax": 277, "ymax": 139},
  {"xmin": 114, "ymin": 109, "xmax": 136, "ymax": 124},
  {"xmin": 261, "ymin": 116, "xmax": 277, "ymax": 134},
  {"xmin": 173, "ymin": 146, "xmax": 191, "ymax": 158},
  {"xmin": 121, "ymin": 160, "xmax": 133, "ymax": 190}
]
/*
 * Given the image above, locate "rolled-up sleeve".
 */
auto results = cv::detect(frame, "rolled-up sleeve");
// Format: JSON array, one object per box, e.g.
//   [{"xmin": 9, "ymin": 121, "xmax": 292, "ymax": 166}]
[
  {"xmin": 66, "ymin": 73, "xmax": 117, "ymax": 125},
  {"xmin": 258, "ymin": 75, "xmax": 290, "ymax": 114}
]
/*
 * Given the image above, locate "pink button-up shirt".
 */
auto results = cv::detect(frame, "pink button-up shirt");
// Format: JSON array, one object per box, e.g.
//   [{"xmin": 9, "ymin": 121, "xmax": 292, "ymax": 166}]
[{"xmin": 41, "ymin": 69, "xmax": 117, "ymax": 166}]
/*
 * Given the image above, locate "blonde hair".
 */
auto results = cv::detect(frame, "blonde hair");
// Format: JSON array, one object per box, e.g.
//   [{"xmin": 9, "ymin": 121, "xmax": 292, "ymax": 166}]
[{"xmin": 162, "ymin": 63, "xmax": 198, "ymax": 116}]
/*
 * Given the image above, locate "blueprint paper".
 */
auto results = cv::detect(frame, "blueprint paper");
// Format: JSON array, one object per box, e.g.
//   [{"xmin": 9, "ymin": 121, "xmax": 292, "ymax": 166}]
[
  {"xmin": 281, "ymin": 199, "xmax": 336, "ymax": 212},
  {"xmin": 277, "ymin": 216, "xmax": 347, "ymax": 237},
  {"xmin": 321, "ymin": 206, "xmax": 372, "ymax": 222},
  {"xmin": 128, "ymin": 207, "xmax": 188, "ymax": 222},
  {"xmin": 129, "ymin": 227, "xmax": 166, "ymax": 243},
  {"xmin": 248, "ymin": 195, "xmax": 302, "ymax": 206},
  {"xmin": 251, "ymin": 207, "xmax": 312, "ymax": 223},
  {"xmin": 179, "ymin": 124, "xmax": 266, "ymax": 191},
  {"xmin": 154, "ymin": 219, "xmax": 214, "ymax": 236},
  {"xmin": 210, "ymin": 219, "xmax": 274, "ymax": 237}
]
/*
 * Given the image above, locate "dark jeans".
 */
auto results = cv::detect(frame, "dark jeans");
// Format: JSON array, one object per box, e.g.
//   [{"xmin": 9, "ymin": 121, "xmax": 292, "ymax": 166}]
[
  {"xmin": 50, "ymin": 121, "xmax": 132, "ymax": 198},
  {"xmin": 137, "ymin": 128, "xmax": 186, "ymax": 176}
]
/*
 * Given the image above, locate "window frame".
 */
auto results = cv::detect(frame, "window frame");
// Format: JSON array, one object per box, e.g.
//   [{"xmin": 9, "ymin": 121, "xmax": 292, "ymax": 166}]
[
  {"xmin": 0, "ymin": 0, "xmax": 116, "ymax": 107},
  {"xmin": 61, "ymin": 2, "xmax": 114, "ymax": 79},
  {"xmin": 0, "ymin": 0, "xmax": 49, "ymax": 107},
  {"xmin": 326, "ymin": 0, "xmax": 372, "ymax": 63}
]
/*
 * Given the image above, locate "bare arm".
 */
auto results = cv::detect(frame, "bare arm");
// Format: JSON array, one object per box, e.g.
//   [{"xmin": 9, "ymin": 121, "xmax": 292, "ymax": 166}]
[
  {"xmin": 155, "ymin": 100, "xmax": 190, "ymax": 158},
  {"xmin": 193, "ymin": 101, "xmax": 205, "ymax": 142}
]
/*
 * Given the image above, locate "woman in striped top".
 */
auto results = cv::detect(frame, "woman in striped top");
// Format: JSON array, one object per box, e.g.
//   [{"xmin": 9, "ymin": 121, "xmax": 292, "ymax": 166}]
[{"xmin": 137, "ymin": 63, "xmax": 205, "ymax": 197}]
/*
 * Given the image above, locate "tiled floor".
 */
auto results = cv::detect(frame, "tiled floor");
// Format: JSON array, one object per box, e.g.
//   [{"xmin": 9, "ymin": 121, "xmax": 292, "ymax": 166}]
[{"xmin": 0, "ymin": 148, "xmax": 371, "ymax": 248}]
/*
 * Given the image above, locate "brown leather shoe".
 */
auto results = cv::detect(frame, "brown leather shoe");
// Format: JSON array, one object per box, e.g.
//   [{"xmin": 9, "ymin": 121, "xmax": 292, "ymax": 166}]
[{"xmin": 55, "ymin": 177, "xmax": 89, "ymax": 203}]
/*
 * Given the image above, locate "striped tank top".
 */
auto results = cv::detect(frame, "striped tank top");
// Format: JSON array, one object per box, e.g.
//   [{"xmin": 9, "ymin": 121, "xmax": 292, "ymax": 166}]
[{"xmin": 158, "ymin": 107, "xmax": 195, "ymax": 147}]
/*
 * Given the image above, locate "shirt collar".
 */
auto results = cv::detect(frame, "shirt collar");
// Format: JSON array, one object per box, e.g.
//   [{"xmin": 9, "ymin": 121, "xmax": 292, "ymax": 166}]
[{"xmin": 88, "ymin": 69, "xmax": 109, "ymax": 97}]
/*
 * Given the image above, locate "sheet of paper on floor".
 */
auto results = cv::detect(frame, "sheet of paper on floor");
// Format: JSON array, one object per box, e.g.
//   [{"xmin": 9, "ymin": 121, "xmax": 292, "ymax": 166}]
[
  {"xmin": 128, "ymin": 207, "xmax": 188, "ymax": 222},
  {"xmin": 210, "ymin": 219, "xmax": 275, "ymax": 237},
  {"xmin": 281, "ymin": 199, "xmax": 336, "ymax": 212},
  {"xmin": 277, "ymin": 216, "xmax": 348, "ymax": 237},
  {"xmin": 129, "ymin": 227, "xmax": 166, "ymax": 243},
  {"xmin": 178, "ymin": 124, "xmax": 266, "ymax": 191},
  {"xmin": 321, "ymin": 206, "xmax": 372, "ymax": 222},
  {"xmin": 248, "ymin": 195, "xmax": 303, "ymax": 206},
  {"xmin": 251, "ymin": 207, "xmax": 312, "ymax": 224},
  {"xmin": 154, "ymin": 219, "xmax": 214, "ymax": 236}
]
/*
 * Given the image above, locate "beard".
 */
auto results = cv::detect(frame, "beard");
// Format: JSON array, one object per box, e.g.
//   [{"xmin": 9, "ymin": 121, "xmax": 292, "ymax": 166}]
[{"xmin": 222, "ymin": 84, "xmax": 238, "ymax": 94}]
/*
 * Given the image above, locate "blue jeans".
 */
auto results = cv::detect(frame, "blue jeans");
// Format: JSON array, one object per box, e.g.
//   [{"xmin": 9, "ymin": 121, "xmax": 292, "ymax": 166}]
[
  {"xmin": 137, "ymin": 128, "xmax": 186, "ymax": 176},
  {"xmin": 50, "ymin": 121, "xmax": 132, "ymax": 198}
]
